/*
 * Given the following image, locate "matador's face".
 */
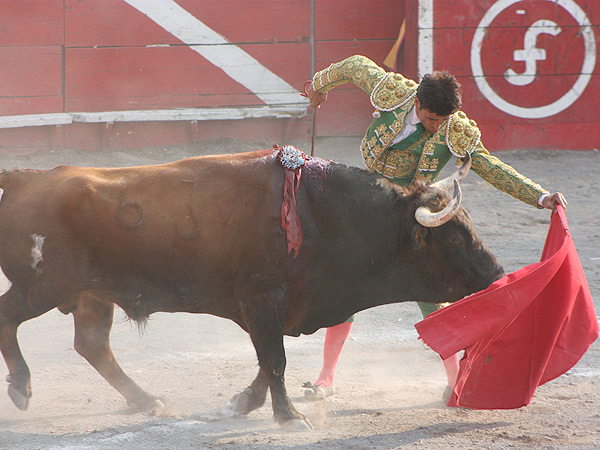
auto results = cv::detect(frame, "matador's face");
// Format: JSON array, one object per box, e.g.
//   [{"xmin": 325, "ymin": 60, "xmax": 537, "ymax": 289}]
[{"xmin": 415, "ymin": 97, "xmax": 450, "ymax": 134}]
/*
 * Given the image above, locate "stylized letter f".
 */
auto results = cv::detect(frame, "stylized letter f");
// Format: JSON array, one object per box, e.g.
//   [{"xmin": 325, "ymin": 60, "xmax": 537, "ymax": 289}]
[{"xmin": 505, "ymin": 19, "xmax": 561, "ymax": 86}]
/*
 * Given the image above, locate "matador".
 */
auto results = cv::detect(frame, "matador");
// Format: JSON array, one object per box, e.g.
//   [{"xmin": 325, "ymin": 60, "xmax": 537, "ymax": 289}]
[{"xmin": 303, "ymin": 54, "xmax": 567, "ymax": 402}]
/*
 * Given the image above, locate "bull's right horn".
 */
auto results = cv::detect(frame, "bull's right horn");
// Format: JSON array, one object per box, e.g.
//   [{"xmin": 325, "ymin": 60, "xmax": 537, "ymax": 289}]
[
  {"xmin": 415, "ymin": 179, "xmax": 462, "ymax": 227},
  {"xmin": 430, "ymin": 152, "xmax": 471, "ymax": 192}
]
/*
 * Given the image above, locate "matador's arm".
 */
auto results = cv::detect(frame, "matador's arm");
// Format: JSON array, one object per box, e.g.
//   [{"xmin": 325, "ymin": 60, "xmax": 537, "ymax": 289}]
[
  {"xmin": 470, "ymin": 142, "xmax": 549, "ymax": 208},
  {"xmin": 310, "ymin": 55, "xmax": 418, "ymax": 113},
  {"xmin": 312, "ymin": 55, "xmax": 386, "ymax": 95}
]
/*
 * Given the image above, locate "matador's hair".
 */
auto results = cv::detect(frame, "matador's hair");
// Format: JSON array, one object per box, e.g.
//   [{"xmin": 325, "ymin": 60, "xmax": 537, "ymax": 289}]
[{"xmin": 416, "ymin": 71, "xmax": 462, "ymax": 117}]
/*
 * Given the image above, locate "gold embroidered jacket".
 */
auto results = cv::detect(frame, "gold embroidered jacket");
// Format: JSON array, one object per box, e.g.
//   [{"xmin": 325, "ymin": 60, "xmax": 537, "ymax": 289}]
[{"xmin": 312, "ymin": 55, "xmax": 548, "ymax": 208}]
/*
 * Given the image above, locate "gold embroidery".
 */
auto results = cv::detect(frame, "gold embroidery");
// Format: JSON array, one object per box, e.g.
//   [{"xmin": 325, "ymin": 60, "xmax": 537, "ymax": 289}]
[
  {"xmin": 374, "ymin": 160, "xmax": 385, "ymax": 173},
  {"xmin": 423, "ymin": 140, "xmax": 435, "ymax": 156},
  {"xmin": 419, "ymin": 155, "xmax": 439, "ymax": 172},
  {"xmin": 391, "ymin": 119, "xmax": 403, "ymax": 131},
  {"xmin": 381, "ymin": 132, "xmax": 393, "ymax": 144},
  {"xmin": 471, "ymin": 146, "xmax": 548, "ymax": 208},
  {"xmin": 446, "ymin": 111, "xmax": 481, "ymax": 157},
  {"xmin": 382, "ymin": 150, "xmax": 420, "ymax": 178},
  {"xmin": 371, "ymin": 131, "xmax": 431, "ymax": 179},
  {"xmin": 313, "ymin": 55, "xmax": 385, "ymax": 94},
  {"xmin": 363, "ymin": 138, "xmax": 388, "ymax": 172},
  {"xmin": 395, "ymin": 88, "xmax": 408, "ymax": 98}
]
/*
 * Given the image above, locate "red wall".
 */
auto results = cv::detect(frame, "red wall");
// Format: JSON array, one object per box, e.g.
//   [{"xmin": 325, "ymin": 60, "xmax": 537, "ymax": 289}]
[
  {"xmin": 0, "ymin": 0, "xmax": 402, "ymax": 153},
  {"xmin": 433, "ymin": 0, "xmax": 599, "ymax": 151},
  {"xmin": 0, "ymin": 0, "xmax": 596, "ymax": 154}
]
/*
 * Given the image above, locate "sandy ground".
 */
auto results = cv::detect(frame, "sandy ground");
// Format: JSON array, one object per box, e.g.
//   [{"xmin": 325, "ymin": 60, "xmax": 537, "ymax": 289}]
[{"xmin": 0, "ymin": 137, "xmax": 598, "ymax": 450}]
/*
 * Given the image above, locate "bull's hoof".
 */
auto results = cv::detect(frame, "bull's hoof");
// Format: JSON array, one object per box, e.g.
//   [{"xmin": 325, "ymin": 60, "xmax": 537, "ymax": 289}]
[
  {"xmin": 8, "ymin": 384, "xmax": 30, "ymax": 411},
  {"xmin": 226, "ymin": 388, "xmax": 254, "ymax": 416},
  {"xmin": 127, "ymin": 393, "xmax": 166, "ymax": 415},
  {"xmin": 144, "ymin": 398, "xmax": 167, "ymax": 416},
  {"xmin": 128, "ymin": 396, "xmax": 166, "ymax": 415},
  {"xmin": 214, "ymin": 403, "xmax": 245, "ymax": 420},
  {"xmin": 280, "ymin": 416, "xmax": 314, "ymax": 432}
]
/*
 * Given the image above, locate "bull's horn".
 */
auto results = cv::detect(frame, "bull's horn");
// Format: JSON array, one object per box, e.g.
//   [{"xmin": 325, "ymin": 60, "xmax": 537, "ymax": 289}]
[
  {"xmin": 430, "ymin": 152, "xmax": 471, "ymax": 191},
  {"xmin": 415, "ymin": 179, "xmax": 462, "ymax": 227}
]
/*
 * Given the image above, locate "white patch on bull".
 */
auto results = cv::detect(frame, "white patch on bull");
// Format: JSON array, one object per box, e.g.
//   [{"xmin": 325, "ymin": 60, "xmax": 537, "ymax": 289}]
[
  {"xmin": 30, "ymin": 234, "xmax": 46, "ymax": 272},
  {"xmin": 0, "ymin": 189, "xmax": 10, "ymax": 293},
  {"xmin": 0, "ymin": 265, "xmax": 11, "ymax": 295}
]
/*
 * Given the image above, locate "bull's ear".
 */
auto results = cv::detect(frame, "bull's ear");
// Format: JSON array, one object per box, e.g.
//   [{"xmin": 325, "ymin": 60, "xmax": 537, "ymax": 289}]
[{"xmin": 412, "ymin": 224, "xmax": 429, "ymax": 249}]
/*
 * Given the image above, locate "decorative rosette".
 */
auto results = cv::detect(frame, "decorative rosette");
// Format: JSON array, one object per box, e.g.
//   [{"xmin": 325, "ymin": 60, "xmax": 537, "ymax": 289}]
[{"xmin": 276, "ymin": 145, "xmax": 310, "ymax": 171}]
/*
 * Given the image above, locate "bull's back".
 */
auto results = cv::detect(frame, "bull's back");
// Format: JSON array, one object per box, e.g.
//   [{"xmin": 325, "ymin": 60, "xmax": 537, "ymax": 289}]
[{"xmin": 0, "ymin": 151, "xmax": 286, "ymax": 289}]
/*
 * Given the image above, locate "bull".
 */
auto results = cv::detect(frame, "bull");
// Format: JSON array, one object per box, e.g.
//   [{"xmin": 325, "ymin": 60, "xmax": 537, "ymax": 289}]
[{"xmin": 0, "ymin": 148, "xmax": 503, "ymax": 430}]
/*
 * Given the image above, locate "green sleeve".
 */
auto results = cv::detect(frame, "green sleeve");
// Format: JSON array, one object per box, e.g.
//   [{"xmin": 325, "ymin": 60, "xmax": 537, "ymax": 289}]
[
  {"xmin": 470, "ymin": 141, "xmax": 549, "ymax": 208},
  {"xmin": 312, "ymin": 55, "xmax": 386, "ymax": 96}
]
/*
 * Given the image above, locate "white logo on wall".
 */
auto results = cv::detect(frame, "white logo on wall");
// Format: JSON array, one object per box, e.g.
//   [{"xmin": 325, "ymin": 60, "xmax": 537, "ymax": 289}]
[{"xmin": 471, "ymin": 0, "xmax": 596, "ymax": 119}]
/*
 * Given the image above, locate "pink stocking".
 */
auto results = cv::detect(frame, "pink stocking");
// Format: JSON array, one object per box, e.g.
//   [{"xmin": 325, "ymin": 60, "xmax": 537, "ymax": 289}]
[
  {"xmin": 442, "ymin": 352, "xmax": 460, "ymax": 389},
  {"xmin": 313, "ymin": 321, "xmax": 353, "ymax": 388}
]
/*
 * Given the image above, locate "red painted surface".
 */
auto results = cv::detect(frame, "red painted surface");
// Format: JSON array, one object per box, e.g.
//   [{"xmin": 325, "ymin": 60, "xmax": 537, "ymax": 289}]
[
  {"xmin": 65, "ymin": 43, "xmax": 310, "ymax": 112},
  {"xmin": 314, "ymin": 1, "xmax": 402, "ymax": 40},
  {"xmin": 0, "ymin": 0, "xmax": 399, "ymax": 153},
  {"xmin": 0, "ymin": 0, "xmax": 596, "ymax": 154},
  {"xmin": 312, "ymin": 0, "xmax": 406, "ymax": 137},
  {"xmin": 0, "ymin": 0, "xmax": 63, "ymax": 46},
  {"xmin": 66, "ymin": 0, "xmax": 310, "ymax": 47},
  {"xmin": 0, "ymin": 46, "xmax": 63, "ymax": 116},
  {"xmin": 434, "ymin": 0, "xmax": 599, "ymax": 150},
  {"xmin": 0, "ymin": 126, "xmax": 60, "ymax": 155}
]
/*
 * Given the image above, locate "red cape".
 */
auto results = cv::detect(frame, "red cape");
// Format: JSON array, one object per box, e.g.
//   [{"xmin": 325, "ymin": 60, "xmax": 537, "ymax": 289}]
[{"xmin": 415, "ymin": 206, "xmax": 598, "ymax": 409}]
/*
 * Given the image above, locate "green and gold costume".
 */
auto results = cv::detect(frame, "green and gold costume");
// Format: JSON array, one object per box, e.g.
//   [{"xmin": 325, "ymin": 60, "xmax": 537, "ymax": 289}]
[
  {"xmin": 313, "ymin": 55, "xmax": 548, "ymax": 208},
  {"xmin": 313, "ymin": 55, "xmax": 550, "ymax": 319}
]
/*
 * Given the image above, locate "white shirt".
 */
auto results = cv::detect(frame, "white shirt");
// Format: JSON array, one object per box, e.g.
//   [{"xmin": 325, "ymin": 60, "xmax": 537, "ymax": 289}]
[{"xmin": 390, "ymin": 106, "xmax": 420, "ymax": 147}]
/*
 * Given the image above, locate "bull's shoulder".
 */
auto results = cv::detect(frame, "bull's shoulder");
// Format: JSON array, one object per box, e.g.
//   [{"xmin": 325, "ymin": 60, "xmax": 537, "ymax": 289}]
[{"xmin": 318, "ymin": 161, "xmax": 410, "ymax": 204}]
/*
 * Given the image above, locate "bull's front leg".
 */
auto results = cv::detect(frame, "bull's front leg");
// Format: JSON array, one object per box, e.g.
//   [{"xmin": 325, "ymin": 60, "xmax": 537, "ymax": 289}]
[
  {"xmin": 262, "ymin": 334, "xmax": 313, "ymax": 431},
  {"xmin": 230, "ymin": 284, "xmax": 312, "ymax": 430},
  {"xmin": 251, "ymin": 317, "xmax": 312, "ymax": 431},
  {"xmin": 226, "ymin": 368, "xmax": 269, "ymax": 416}
]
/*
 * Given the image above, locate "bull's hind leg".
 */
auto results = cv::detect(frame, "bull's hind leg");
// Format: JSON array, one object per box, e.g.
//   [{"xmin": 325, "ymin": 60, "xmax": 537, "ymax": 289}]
[
  {"xmin": 71, "ymin": 294, "xmax": 164, "ymax": 413},
  {"xmin": 0, "ymin": 287, "xmax": 45, "ymax": 410}
]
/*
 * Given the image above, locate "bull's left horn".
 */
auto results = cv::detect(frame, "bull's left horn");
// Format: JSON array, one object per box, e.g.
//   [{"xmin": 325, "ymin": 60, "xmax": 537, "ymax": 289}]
[
  {"xmin": 430, "ymin": 152, "xmax": 471, "ymax": 191},
  {"xmin": 415, "ymin": 180, "xmax": 462, "ymax": 227}
]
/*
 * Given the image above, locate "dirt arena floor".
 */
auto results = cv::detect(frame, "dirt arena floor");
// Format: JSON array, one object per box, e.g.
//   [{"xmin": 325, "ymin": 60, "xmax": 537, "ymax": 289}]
[{"xmin": 0, "ymin": 137, "xmax": 598, "ymax": 449}]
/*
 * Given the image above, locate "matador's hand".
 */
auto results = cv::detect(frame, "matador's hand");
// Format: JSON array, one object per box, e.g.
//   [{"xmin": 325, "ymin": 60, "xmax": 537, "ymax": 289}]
[
  {"xmin": 541, "ymin": 192, "xmax": 567, "ymax": 210},
  {"xmin": 301, "ymin": 81, "xmax": 328, "ymax": 108}
]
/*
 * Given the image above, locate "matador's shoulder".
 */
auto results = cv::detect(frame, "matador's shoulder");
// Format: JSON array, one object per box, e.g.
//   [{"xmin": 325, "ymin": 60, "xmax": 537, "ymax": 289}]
[
  {"xmin": 444, "ymin": 111, "xmax": 481, "ymax": 157},
  {"xmin": 370, "ymin": 72, "xmax": 418, "ymax": 112},
  {"xmin": 312, "ymin": 55, "xmax": 418, "ymax": 108}
]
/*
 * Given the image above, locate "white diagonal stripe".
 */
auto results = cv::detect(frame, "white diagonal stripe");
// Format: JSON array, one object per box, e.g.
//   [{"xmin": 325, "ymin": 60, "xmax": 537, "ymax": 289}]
[{"xmin": 123, "ymin": 0, "xmax": 307, "ymax": 106}]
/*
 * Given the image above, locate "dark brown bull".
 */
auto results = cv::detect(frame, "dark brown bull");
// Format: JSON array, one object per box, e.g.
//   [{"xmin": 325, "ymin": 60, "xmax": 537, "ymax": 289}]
[{"xmin": 0, "ymin": 149, "xmax": 503, "ymax": 430}]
